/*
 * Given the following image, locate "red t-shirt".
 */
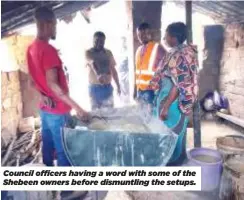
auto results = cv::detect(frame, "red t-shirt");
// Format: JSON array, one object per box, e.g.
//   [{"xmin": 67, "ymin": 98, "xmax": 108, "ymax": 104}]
[{"xmin": 27, "ymin": 39, "xmax": 71, "ymax": 114}]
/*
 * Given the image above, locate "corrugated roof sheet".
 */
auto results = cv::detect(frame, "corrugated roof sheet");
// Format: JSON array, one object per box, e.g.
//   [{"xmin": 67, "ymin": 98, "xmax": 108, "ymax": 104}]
[
  {"xmin": 2, "ymin": 1, "xmax": 244, "ymax": 37},
  {"xmin": 176, "ymin": 1, "xmax": 244, "ymax": 23},
  {"xmin": 1, "ymin": 1, "xmax": 107, "ymax": 37}
]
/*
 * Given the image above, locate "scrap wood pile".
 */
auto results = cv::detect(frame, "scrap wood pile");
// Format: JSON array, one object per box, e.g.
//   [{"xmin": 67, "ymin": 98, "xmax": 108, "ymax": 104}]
[{"xmin": 1, "ymin": 129, "xmax": 42, "ymax": 166}]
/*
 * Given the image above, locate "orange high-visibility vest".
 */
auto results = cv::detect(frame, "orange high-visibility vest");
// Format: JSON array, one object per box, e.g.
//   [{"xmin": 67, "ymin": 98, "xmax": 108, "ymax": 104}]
[{"xmin": 135, "ymin": 41, "xmax": 160, "ymax": 91}]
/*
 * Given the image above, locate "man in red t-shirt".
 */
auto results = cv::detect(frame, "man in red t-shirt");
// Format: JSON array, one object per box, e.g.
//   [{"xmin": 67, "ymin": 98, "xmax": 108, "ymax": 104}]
[{"xmin": 27, "ymin": 7, "xmax": 89, "ymax": 167}]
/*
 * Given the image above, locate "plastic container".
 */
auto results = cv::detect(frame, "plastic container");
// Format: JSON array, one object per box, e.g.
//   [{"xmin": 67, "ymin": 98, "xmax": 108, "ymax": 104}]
[{"xmin": 186, "ymin": 147, "xmax": 223, "ymax": 191}]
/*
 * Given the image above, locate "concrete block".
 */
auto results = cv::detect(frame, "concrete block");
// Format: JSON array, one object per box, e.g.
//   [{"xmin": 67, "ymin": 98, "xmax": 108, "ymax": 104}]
[
  {"xmin": 220, "ymin": 23, "xmax": 244, "ymax": 119},
  {"xmin": 235, "ymin": 80, "xmax": 244, "ymax": 87},
  {"xmin": 1, "ymin": 85, "xmax": 7, "ymax": 101},
  {"xmin": 8, "ymin": 71, "xmax": 19, "ymax": 82},
  {"xmin": 7, "ymin": 82, "xmax": 20, "ymax": 94},
  {"xmin": 17, "ymin": 102, "xmax": 23, "ymax": 116},
  {"xmin": 12, "ymin": 93, "xmax": 21, "ymax": 106},
  {"xmin": 1, "ymin": 111, "xmax": 8, "ymax": 127},
  {"xmin": 2, "ymin": 98, "xmax": 12, "ymax": 109},
  {"xmin": 1, "ymin": 72, "xmax": 9, "ymax": 86}
]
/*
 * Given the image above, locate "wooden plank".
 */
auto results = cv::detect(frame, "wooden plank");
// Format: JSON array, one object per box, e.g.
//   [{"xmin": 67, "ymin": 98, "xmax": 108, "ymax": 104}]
[
  {"xmin": 216, "ymin": 112, "xmax": 244, "ymax": 128},
  {"xmin": 186, "ymin": 1, "xmax": 193, "ymax": 44},
  {"xmin": 1, "ymin": 137, "xmax": 16, "ymax": 166}
]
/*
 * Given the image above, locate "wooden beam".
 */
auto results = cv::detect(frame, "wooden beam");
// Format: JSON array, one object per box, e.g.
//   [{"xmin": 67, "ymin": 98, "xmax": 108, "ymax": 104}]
[
  {"xmin": 186, "ymin": 1, "xmax": 192, "ymax": 43},
  {"xmin": 216, "ymin": 112, "xmax": 244, "ymax": 129},
  {"xmin": 185, "ymin": 1, "xmax": 202, "ymax": 148}
]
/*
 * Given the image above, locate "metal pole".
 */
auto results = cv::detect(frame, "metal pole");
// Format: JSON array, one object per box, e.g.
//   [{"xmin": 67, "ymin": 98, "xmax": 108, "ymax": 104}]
[{"xmin": 185, "ymin": 1, "xmax": 202, "ymax": 147}]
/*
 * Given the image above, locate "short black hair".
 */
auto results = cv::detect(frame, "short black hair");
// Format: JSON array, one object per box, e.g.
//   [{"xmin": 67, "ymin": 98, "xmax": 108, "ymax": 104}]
[
  {"xmin": 94, "ymin": 31, "xmax": 106, "ymax": 38},
  {"xmin": 34, "ymin": 6, "xmax": 55, "ymax": 22},
  {"xmin": 166, "ymin": 22, "xmax": 187, "ymax": 44},
  {"xmin": 137, "ymin": 22, "xmax": 151, "ymax": 31}
]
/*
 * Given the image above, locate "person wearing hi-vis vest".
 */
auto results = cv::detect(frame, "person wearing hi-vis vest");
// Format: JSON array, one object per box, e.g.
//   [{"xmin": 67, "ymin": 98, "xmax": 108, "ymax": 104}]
[{"xmin": 134, "ymin": 22, "xmax": 166, "ymax": 108}]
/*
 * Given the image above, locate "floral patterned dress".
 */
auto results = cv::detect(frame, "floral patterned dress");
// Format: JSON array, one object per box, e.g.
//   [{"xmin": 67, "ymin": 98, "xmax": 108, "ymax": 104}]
[{"xmin": 148, "ymin": 44, "xmax": 199, "ymax": 165}]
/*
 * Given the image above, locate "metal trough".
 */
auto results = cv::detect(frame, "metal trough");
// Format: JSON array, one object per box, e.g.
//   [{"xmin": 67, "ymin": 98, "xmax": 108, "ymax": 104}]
[{"xmin": 61, "ymin": 106, "xmax": 178, "ymax": 166}]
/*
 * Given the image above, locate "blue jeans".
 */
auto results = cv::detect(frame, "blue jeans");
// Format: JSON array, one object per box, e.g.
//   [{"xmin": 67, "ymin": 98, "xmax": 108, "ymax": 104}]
[
  {"xmin": 89, "ymin": 84, "xmax": 114, "ymax": 110},
  {"xmin": 40, "ymin": 110, "xmax": 71, "ymax": 166},
  {"xmin": 1, "ymin": 191, "xmax": 8, "ymax": 200}
]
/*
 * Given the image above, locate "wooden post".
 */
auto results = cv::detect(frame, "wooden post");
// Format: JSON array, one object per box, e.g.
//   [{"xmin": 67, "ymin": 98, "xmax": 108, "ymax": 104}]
[
  {"xmin": 185, "ymin": 1, "xmax": 202, "ymax": 147},
  {"xmin": 125, "ymin": 0, "xmax": 135, "ymax": 103},
  {"xmin": 186, "ymin": 1, "xmax": 193, "ymax": 43}
]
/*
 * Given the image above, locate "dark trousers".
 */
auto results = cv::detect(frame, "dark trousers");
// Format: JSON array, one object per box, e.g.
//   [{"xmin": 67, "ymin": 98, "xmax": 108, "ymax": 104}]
[{"xmin": 137, "ymin": 89, "xmax": 155, "ymax": 105}]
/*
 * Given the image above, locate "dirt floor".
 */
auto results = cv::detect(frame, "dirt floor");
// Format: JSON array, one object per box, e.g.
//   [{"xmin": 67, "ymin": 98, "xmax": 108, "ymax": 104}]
[{"xmin": 187, "ymin": 119, "xmax": 244, "ymax": 149}]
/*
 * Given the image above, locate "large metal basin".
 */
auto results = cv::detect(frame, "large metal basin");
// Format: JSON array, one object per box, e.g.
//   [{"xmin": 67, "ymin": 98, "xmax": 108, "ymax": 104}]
[{"xmin": 62, "ymin": 106, "xmax": 178, "ymax": 166}]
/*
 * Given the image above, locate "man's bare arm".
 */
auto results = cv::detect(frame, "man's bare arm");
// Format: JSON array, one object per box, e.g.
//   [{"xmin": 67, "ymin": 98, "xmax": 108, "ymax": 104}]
[
  {"xmin": 85, "ymin": 51, "xmax": 100, "ymax": 76},
  {"xmin": 28, "ymin": 75, "xmax": 54, "ymax": 106},
  {"xmin": 46, "ymin": 68, "xmax": 89, "ymax": 118},
  {"xmin": 110, "ymin": 64, "xmax": 120, "ymax": 92},
  {"xmin": 89, "ymin": 61, "xmax": 100, "ymax": 76},
  {"xmin": 29, "ymin": 76, "xmax": 45, "ymax": 96},
  {"xmin": 108, "ymin": 51, "xmax": 120, "ymax": 93}
]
